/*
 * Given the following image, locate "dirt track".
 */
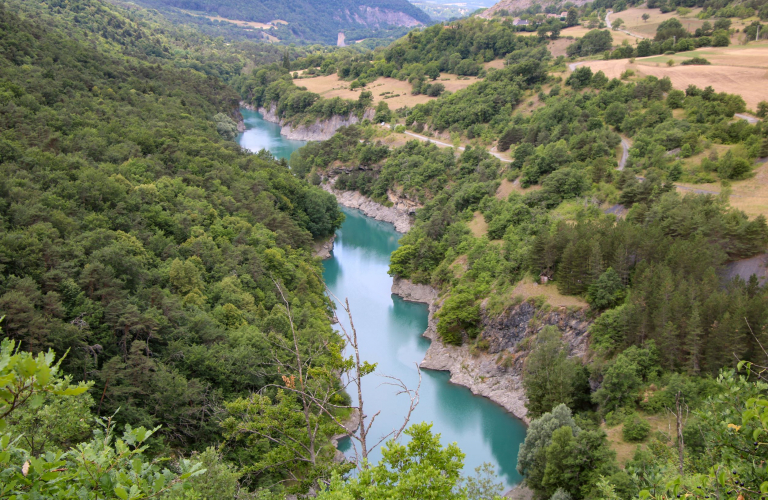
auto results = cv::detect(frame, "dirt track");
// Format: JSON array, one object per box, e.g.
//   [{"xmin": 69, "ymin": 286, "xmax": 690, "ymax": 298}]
[{"xmin": 384, "ymin": 125, "xmax": 513, "ymax": 163}]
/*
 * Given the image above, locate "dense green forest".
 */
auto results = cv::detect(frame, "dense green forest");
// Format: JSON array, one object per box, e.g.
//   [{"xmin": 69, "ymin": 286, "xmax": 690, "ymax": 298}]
[
  {"xmin": 128, "ymin": 0, "xmax": 432, "ymax": 45},
  {"xmin": 0, "ymin": 0, "xmax": 365, "ymax": 496}
]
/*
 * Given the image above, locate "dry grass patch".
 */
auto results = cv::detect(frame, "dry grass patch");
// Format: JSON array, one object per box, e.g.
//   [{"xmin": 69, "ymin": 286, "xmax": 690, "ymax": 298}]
[
  {"xmin": 468, "ymin": 211, "xmax": 489, "ymax": 238},
  {"xmin": 548, "ymin": 38, "xmax": 575, "ymax": 57},
  {"xmin": 675, "ymin": 161, "xmax": 768, "ymax": 219},
  {"xmin": 495, "ymin": 178, "xmax": 542, "ymax": 200},
  {"xmin": 297, "ymin": 73, "xmax": 481, "ymax": 110},
  {"xmin": 603, "ymin": 413, "xmax": 676, "ymax": 466},
  {"xmin": 561, "ymin": 25, "xmax": 641, "ymax": 46},
  {"xmin": 640, "ymin": 44, "xmax": 768, "ymax": 70},
  {"xmin": 579, "ymin": 43, "xmax": 768, "ymax": 110},
  {"xmin": 484, "ymin": 59, "xmax": 506, "ymax": 70},
  {"xmin": 379, "ymin": 132, "xmax": 414, "ymax": 149},
  {"xmin": 618, "ymin": 7, "xmax": 704, "ymax": 38},
  {"xmin": 517, "ymin": 89, "xmax": 547, "ymax": 116},
  {"xmin": 510, "ymin": 277, "xmax": 589, "ymax": 308}
]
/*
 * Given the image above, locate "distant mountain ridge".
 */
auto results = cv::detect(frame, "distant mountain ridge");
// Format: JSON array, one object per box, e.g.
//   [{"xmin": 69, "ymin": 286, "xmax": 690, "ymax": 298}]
[{"xmin": 133, "ymin": 0, "xmax": 431, "ymax": 44}]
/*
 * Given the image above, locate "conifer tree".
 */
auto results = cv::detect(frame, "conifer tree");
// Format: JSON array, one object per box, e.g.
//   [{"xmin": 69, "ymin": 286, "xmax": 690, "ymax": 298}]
[
  {"xmin": 588, "ymin": 241, "xmax": 605, "ymax": 287},
  {"xmin": 659, "ymin": 321, "xmax": 680, "ymax": 370},
  {"xmin": 685, "ymin": 304, "xmax": 703, "ymax": 374}
]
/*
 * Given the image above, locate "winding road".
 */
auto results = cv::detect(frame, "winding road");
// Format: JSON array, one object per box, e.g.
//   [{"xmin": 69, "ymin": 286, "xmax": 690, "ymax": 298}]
[
  {"xmin": 735, "ymin": 113, "xmax": 760, "ymax": 124},
  {"xmin": 384, "ymin": 125, "xmax": 513, "ymax": 163},
  {"xmin": 618, "ymin": 137, "xmax": 630, "ymax": 170}
]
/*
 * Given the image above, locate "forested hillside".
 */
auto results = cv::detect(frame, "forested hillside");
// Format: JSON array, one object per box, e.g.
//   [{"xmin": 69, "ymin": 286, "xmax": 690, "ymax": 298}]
[
  {"xmin": 130, "ymin": 0, "xmax": 432, "ymax": 44},
  {"xmin": 0, "ymin": 0, "xmax": 361, "ymax": 496}
]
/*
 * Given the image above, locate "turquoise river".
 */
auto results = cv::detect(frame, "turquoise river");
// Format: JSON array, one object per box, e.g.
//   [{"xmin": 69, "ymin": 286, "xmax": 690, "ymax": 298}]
[{"xmin": 238, "ymin": 109, "xmax": 526, "ymax": 488}]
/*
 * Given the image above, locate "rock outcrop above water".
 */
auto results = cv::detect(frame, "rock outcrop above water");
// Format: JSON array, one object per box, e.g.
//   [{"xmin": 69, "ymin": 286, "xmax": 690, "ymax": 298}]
[
  {"xmin": 391, "ymin": 278, "xmax": 592, "ymax": 425},
  {"xmin": 481, "ymin": 300, "xmax": 591, "ymax": 359},
  {"xmin": 258, "ymin": 103, "xmax": 375, "ymax": 142},
  {"xmin": 313, "ymin": 234, "xmax": 336, "ymax": 260},
  {"xmin": 331, "ymin": 408, "xmax": 361, "ymax": 463},
  {"xmin": 240, "ymin": 101, "xmax": 257, "ymax": 112},
  {"xmin": 322, "ymin": 183, "xmax": 413, "ymax": 233}
]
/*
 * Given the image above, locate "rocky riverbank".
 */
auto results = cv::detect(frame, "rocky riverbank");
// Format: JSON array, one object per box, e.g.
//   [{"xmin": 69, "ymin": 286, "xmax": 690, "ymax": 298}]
[
  {"xmin": 391, "ymin": 277, "xmax": 531, "ymax": 423},
  {"xmin": 257, "ymin": 103, "xmax": 375, "ymax": 142},
  {"xmin": 331, "ymin": 408, "xmax": 361, "ymax": 463},
  {"xmin": 391, "ymin": 278, "xmax": 593, "ymax": 426},
  {"xmin": 322, "ymin": 183, "xmax": 413, "ymax": 233}
]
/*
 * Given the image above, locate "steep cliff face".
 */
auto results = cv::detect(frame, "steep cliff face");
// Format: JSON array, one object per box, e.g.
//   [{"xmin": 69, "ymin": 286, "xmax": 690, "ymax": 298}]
[
  {"xmin": 344, "ymin": 6, "xmax": 425, "ymax": 28},
  {"xmin": 392, "ymin": 277, "xmax": 592, "ymax": 424},
  {"xmin": 481, "ymin": 301, "xmax": 591, "ymax": 357},
  {"xmin": 258, "ymin": 103, "xmax": 375, "ymax": 142}
]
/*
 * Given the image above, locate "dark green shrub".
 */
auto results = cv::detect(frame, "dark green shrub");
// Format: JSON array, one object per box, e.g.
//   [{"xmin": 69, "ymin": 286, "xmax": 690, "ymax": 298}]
[
  {"xmin": 622, "ymin": 416, "xmax": 651, "ymax": 442},
  {"xmin": 681, "ymin": 57, "xmax": 711, "ymax": 65}
]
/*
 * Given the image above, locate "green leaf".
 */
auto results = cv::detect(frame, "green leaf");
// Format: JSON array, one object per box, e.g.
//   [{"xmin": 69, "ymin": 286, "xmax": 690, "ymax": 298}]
[
  {"xmin": 28, "ymin": 394, "xmax": 44, "ymax": 410},
  {"xmin": 61, "ymin": 386, "xmax": 88, "ymax": 396},
  {"xmin": 761, "ymin": 481, "xmax": 768, "ymax": 493},
  {"xmin": 153, "ymin": 475, "xmax": 166, "ymax": 492},
  {"xmin": 639, "ymin": 490, "xmax": 651, "ymax": 499},
  {"xmin": 114, "ymin": 486, "xmax": 129, "ymax": 500}
]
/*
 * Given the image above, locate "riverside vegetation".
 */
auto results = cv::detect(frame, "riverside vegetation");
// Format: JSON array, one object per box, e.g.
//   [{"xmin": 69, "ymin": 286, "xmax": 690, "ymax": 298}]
[{"xmin": 2, "ymin": 0, "xmax": 768, "ymax": 499}]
